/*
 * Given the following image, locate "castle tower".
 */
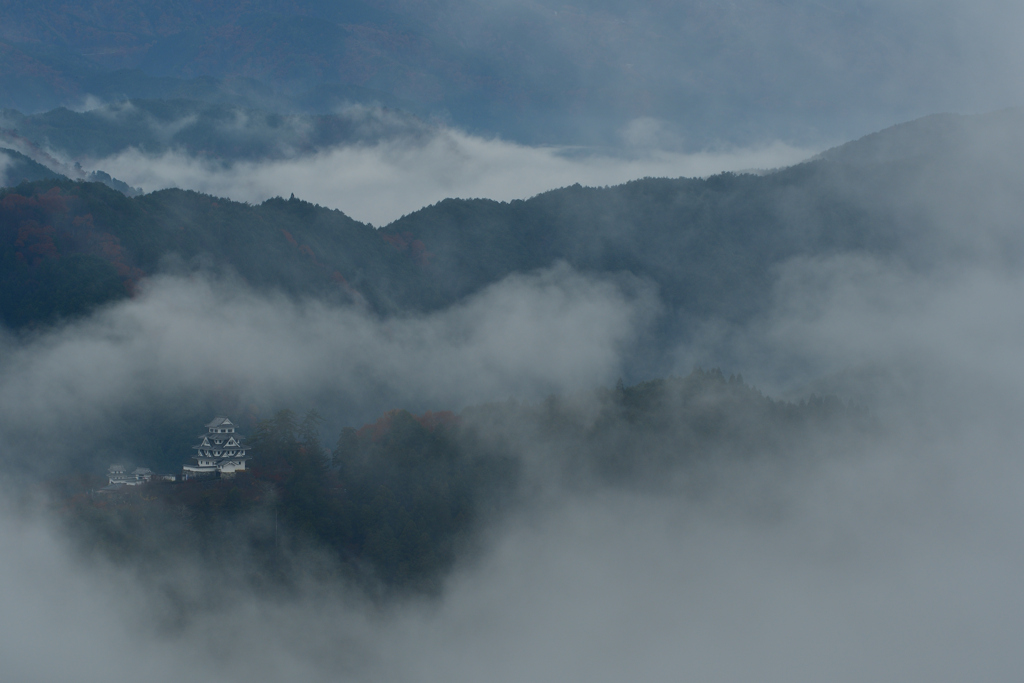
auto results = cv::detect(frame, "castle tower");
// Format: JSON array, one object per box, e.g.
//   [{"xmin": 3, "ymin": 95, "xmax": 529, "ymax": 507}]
[{"xmin": 183, "ymin": 416, "xmax": 250, "ymax": 479}]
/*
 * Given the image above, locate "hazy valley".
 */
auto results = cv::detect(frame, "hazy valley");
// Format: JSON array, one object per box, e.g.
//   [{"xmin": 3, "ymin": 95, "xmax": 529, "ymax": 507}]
[{"xmin": 3, "ymin": 2, "xmax": 1024, "ymax": 681}]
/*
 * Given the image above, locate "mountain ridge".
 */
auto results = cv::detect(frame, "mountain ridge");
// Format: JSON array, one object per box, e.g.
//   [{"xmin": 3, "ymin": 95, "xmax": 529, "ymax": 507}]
[{"xmin": 3, "ymin": 109, "xmax": 1023, "ymax": 335}]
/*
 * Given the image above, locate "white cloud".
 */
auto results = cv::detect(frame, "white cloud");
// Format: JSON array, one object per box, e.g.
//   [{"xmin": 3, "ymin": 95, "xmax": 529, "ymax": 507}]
[
  {"xmin": 0, "ymin": 264, "xmax": 658, "ymax": 463},
  {"xmin": 89, "ymin": 128, "xmax": 815, "ymax": 225},
  {"xmin": 67, "ymin": 94, "xmax": 109, "ymax": 114},
  {"xmin": 2, "ymin": 211, "xmax": 1024, "ymax": 682},
  {"xmin": 3, "ymin": 410, "xmax": 1024, "ymax": 682}
]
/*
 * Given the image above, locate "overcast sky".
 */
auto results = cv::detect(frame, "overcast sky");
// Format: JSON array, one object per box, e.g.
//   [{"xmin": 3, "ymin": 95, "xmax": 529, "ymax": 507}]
[{"xmin": 417, "ymin": 0, "xmax": 1024, "ymax": 144}]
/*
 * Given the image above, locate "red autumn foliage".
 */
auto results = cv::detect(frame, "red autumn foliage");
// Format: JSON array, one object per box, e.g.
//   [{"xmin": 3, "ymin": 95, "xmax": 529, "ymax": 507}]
[
  {"xmin": 1, "ymin": 186, "xmax": 145, "ymax": 292},
  {"xmin": 380, "ymin": 231, "xmax": 431, "ymax": 265},
  {"xmin": 357, "ymin": 410, "xmax": 402, "ymax": 441},
  {"xmin": 279, "ymin": 228, "xmax": 364, "ymax": 300},
  {"xmin": 14, "ymin": 220, "xmax": 58, "ymax": 266},
  {"xmin": 85, "ymin": 229, "xmax": 146, "ymax": 293},
  {"xmin": 1, "ymin": 187, "xmax": 67, "ymax": 214},
  {"xmin": 415, "ymin": 410, "xmax": 459, "ymax": 431},
  {"xmin": 280, "ymin": 228, "xmax": 299, "ymax": 246}
]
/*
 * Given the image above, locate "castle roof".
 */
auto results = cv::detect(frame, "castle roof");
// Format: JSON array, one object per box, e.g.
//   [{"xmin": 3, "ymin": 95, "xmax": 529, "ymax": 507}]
[
  {"xmin": 195, "ymin": 433, "xmax": 245, "ymax": 442},
  {"xmin": 194, "ymin": 435, "xmax": 245, "ymax": 447},
  {"xmin": 206, "ymin": 417, "xmax": 235, "ymax": 428}
]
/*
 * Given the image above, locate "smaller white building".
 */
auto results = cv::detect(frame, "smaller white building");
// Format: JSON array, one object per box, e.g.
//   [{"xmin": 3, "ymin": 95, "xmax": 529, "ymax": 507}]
[
  {"xmin": 107, "ymin": 465, "xmax": 152, "ymax": 486},
  {"xmin": 98, "ymin": 465, "xmax": 166, "ymax": 494},
  {"xmin": 183, "ymin": 416, "xmax": 250, "ymax": 479}
]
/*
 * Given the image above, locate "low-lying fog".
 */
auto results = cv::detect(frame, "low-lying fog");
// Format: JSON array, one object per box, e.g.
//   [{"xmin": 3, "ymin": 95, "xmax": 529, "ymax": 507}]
[
  {"xmin": 6, "ymin": 441, "xmax": 1022, "ymax": 683},
  {"xmin": 83, "ymin": 121, "xmax": 812, "ymax": 225},
  {"xmin": 2, "ymin": 236, "xmax": 1024, "ymax": 679},
  {"xmin": 0, "ymin": 265, "xmax": 658, "ymax": 465}
]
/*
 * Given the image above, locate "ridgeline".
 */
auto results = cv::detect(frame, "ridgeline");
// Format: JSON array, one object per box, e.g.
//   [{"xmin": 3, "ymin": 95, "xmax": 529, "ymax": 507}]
[{"xmin": 6, "ymin": 109, "xmax": 1024, "ymax": 330}]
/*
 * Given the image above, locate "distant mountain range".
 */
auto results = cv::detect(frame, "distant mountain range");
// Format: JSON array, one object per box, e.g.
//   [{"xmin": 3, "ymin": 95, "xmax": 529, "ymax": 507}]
[
  {"xmin": 0, "ymin": 145, "xmax": 139, "ymax": 194},
  {"xmin": 0, "ymin": 0, "xmax": 561, "ymax": 138},
  {"xmin": 1, "ymin": 98, "xmax": 433, "ymax": 162},
  {"xmin": 0, "ymin": 147, "xmax": 60, "ymax": 185},
  {"xmin": 4, "ymin": 109, "xmax": 1023, "ymax": 342},
  {"xmin": 0, "ymin": 0, "xmax": 982, "ymax": 146}
]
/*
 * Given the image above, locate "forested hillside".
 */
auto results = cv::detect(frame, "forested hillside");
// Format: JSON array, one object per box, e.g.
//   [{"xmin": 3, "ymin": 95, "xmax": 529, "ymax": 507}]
[
  {"xmin": 59, "ymin": 370, "xmax": 861, "ymax": 595},
  {"xmin": 4, "ymin": 109, "xmax": 1023, "ymax": 331},
  {"xmin": 0, "ymin": 147, "xmax": 62, "ymax": 186},
  {"xmin": 0, "ymin": 181, "xmax": 426, "ymax": 327}
]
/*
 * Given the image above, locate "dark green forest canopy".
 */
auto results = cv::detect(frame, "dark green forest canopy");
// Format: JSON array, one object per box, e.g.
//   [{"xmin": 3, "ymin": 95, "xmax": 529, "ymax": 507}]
[
  {"xmin": 0, "ymin": 181, "xmax": 426, "ymax": 327},
  {"xmin": 0, "ymin": 147, "xmax": 62, "ymax": 186},
  {"xmin": 59, "ymin": 371, "xmax": 863, "ymax": 596},
  {"xmin": 4, "ymin": 109, "xmax": 1024, "ymax": 329}
]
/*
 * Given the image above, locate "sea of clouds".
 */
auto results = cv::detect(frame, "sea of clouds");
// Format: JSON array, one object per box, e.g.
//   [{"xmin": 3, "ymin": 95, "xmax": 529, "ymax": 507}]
[
  {"xmin": 86, "ymin": 123, "xmax": 813, "ymax": 226},
  {"xmin": 2, "ymin": 234, "xmax": 1024, "ymax": 680}
]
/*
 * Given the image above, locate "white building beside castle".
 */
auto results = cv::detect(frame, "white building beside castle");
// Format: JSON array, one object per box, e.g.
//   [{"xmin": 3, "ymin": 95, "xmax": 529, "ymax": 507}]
[
  {"xmin": 107, "ymin": 464, "xmax": 153, "ymax": 485},
  {"xmin": 183, "ymin": 416, "xmax": 250, "ymax": 478},
  {"xmin": 96, "ymin": 465, "xmax": 154, "ymax": 493}
]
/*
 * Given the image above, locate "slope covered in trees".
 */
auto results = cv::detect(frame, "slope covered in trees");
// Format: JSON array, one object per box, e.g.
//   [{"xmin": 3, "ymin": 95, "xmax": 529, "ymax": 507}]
[
  {"xmin": 59, "ymin": 370, "xmax": 862, "ymax": 595},
  {"xmin": 3, "ymin": 109, "xmax": 1023, "ymax": 330},
  {"xmin": 0, "ymin": 181, "xmax": 426, "ymax": 327},
  {"xmin": 0, "ymin": 146, "xmax": 61, "ymax": 186}
]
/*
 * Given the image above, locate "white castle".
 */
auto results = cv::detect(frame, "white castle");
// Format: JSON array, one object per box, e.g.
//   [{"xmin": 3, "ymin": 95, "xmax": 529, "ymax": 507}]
[{"xmin": 183, "ymin": 416, "xmax": 250, "ymax": 478}]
